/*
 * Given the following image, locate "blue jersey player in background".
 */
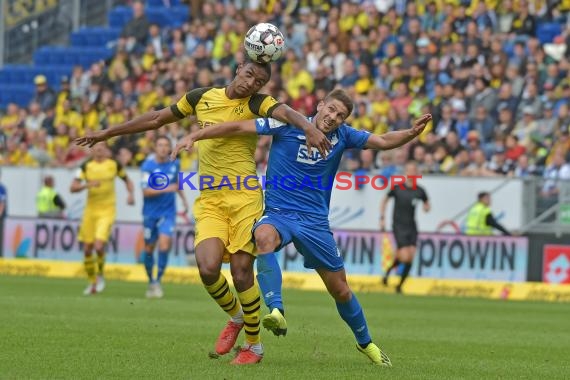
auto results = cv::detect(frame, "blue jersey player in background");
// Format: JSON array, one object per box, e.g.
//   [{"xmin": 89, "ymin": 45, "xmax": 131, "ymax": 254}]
[
  {"xmin": 172, "ymin": 89, "xmax": 431, "ymax": 366},
  {"xmin": 141, "ymin": 136, "xmax": 189, "ymax": 298}
]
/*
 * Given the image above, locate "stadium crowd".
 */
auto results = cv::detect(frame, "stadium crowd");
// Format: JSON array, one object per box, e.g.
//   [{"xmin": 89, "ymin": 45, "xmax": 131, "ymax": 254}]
[{"xmin": 2, "ymin": 0, "xmax": 570, "ymax": 186}]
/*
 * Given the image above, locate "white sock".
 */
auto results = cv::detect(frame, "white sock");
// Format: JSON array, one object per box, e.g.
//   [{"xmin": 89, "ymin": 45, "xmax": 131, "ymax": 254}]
[
  {"xmin": 231, "ymin": 308, "xmax": 244, "ymax": 324},
  {"xmin": 248, "ymin": 342, "xmax": 263, "ymax": 355}
]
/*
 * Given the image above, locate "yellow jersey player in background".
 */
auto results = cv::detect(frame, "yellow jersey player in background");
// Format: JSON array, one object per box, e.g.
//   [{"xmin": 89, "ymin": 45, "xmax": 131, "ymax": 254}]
[
  {"xmin": 70, "ymin": 142, "xmax": 135, "ymax": 295},
  {"xmin": 75, "ymin": 59, "xmax": 330, "ymax": 365}
]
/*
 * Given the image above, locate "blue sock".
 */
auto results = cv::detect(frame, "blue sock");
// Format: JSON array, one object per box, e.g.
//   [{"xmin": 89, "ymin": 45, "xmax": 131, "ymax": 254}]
[
  {"xmin": 144, "ymin": 250, "xmax": 154, "ymax": 283},
  {"xmin": 256, "ymin": 252, "xmax": 284, "ymax": 313},
  {"xmin": 336, "ymin": 293, "xmax": 371, "ymax": 347},
  {"xmin": 157, "ymin": 250, "xmax": 169, "ymax": 283}
]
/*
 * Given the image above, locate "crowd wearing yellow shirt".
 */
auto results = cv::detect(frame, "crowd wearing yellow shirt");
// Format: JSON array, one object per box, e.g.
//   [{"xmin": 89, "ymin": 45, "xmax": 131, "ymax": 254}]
[{"xmin": 1, "ymin": 0, "xmax": 569, "ymax": 179}]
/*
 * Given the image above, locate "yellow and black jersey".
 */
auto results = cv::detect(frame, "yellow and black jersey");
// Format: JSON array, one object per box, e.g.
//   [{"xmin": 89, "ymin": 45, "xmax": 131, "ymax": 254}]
[
  {"xmin": 75, "ymin": 158, "xmax": 127, "ymax": 209},
  {"xmin": 171, "ymin": 87, "xmax": 281, "ymax": 187}
]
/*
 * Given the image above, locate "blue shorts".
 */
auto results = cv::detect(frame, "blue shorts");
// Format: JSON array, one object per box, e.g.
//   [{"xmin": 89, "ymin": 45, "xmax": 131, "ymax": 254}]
[
  {"xmin": 252, "ymin": 210, "xmax": 343, "ymax": 272},
  {"xmin": 143, "ymin": 215, "xmax": 175, "ymax": 244}
]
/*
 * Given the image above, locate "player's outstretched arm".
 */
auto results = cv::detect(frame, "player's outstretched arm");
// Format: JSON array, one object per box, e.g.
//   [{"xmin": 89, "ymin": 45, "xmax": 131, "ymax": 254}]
[
  {"xmin": 170, "ymin": 120, "xmax": 257, "ymax": 160},
  {"xmin": 75, "ymin": 107, "xmax": 181, "ymax": 148},
  {"xmin": 271, "ymin": 104, "xmax": 331, "ymax": 158},
  {"xmin": 365, "ymin": 114, "xmax": 432, "ymax": 150}
]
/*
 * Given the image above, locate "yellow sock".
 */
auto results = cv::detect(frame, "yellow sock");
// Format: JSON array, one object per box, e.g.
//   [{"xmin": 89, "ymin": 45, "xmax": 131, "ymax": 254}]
[
  {"xmin": 84, "ymin": 256, "xmax": 96, "ymax": 283},
  {"xmin": 237, "ymin": 283, "xmax": 261, "ymax": 345},
  {"xmin": 204, "ymin": 274, "xmax": 241, "ymax": 317},
  {"xmin": 97, "ymin": 253, "xmax": 105, "ymax": 275}
]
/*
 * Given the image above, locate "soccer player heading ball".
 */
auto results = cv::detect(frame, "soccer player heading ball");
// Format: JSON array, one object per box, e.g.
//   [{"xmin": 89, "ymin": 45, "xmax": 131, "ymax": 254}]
[
  {"xmin": 172, "ymin": 88, "xmax": 432, "ymax": 366},
  {"xmin": 76, "ymin": 34, "xmax": 331, "ymax": 363}
]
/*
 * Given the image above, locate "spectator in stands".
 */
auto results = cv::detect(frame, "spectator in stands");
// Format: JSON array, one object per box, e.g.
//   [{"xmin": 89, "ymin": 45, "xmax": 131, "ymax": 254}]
[
  {"xmin": 4, "ymin": 0, "xmax": 570, "ymax": 190},
  {"xmin": 538, "ymin": 102, "xmax": 558, "ymax": 138},
  {"xmin": 538, "ymin": 148, "xmax": 570, "ymax": 217},
  {"xmin": 510, "ymin": 154, "xmax": 536, "ymax": 177},
  {"xmin": 70, "ymin": 65, "xmax": 90, "ymax": 100},
  {"xmin": 0, "ymin": 103, "xmax": 22, "ymax": 137},
  {"xmin": 513, "ymin": 106, "xmax": 539, "ymax": 147},
  {"xmin": 121, "ymin": 0, "xmax": 150, "ymax": 54},
  {"xmin": 432, "ymin": 143, "xmax": 454, "ymax": 174},
  {"xmin": 489, "ymin": 147, "xmax": 512, "ymax": 175},
  {"xmin": 24, "ymin": 102, "xmax": 45, "ymax": 132},
  {"xmin": 32, "ymin": 75, "xmax": 56, "ymax": 112},
  {"xmin": 36, "ymin": 175, "xmax": 66, "ymax": 218},
  {"xmin": 462, "ymin": 148, "xmax": 495, "ymax": 177}
]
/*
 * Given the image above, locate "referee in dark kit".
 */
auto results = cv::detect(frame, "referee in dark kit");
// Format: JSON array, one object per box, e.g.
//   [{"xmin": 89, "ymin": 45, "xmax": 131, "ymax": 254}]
[{"xmin": 379, "ymin": 161, "xmax": 430, "ymax": 294}]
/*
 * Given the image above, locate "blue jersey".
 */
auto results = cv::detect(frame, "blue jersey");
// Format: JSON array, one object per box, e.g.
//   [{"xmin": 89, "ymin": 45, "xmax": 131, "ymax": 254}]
[
  {"xmin": 141, "ymin": 156, "xmax": 180, "ymax": 219},
  {"xmin": 255, "ymin": 117, "xmax": 371, "ymax": 217}
]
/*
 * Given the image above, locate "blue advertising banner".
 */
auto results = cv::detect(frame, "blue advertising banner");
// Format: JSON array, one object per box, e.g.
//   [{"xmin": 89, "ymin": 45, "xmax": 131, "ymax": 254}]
[
  {"xmin": 3, "ymin": 217, "xmax": 528, "ymax": 282},
  {"xmin": 280, "ymin": 231, "xmax": 529, "ymax": 282}
]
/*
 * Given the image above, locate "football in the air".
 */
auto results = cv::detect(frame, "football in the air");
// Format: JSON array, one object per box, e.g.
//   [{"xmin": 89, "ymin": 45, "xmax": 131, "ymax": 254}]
[{"xmin": 244, "ymin": 23, "xmax": 286, "ymax": 63}]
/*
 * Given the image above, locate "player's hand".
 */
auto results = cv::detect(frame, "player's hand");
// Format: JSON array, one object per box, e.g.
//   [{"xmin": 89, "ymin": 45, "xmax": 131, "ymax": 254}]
[
  {"xmin": 74, "ymin": 129, "xmax": 110, "ymax": 147},
  {"xmin": 379, "ymin": 219, "xmax": 385, "ymax": 232},
  {"xmin": 87, "ymin": 180, "xmax": 100, "ymax": 188},
  {"xmin": 410, "ymin": 114, "xmax": 432, "ymax": 136},
  {"xmin": 171, "ymin": 135, "xmax": 195, "ymax": 160},
  {"xmin": 305, "ymin": 127, "xmax": 332, "ymax": 159},
  {"xmin": 127, "ymin": 193, "xmax": 135, "ymax": 206}
]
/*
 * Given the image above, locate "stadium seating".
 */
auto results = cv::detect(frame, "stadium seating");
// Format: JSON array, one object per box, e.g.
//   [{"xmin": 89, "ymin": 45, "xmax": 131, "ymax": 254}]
[
  {"xmin": 70, "ymin": 27, "xmax": 121, "ymax": 48},
  {"xmin": 108, "ymin": 5, "xmax": 189, "ymax": 29},
  {"xmin": 146, "ymin": 0, "xmax": 182, "ymax": 8},
  {"xmin": 0, "ymin": 2, "xmax": 189, "ymax": 109}
]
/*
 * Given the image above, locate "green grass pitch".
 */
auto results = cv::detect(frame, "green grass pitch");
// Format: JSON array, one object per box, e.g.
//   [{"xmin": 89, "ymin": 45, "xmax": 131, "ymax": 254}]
[{"xmin": 1, "ymin": 276, "xmax": 569, "ymax": 379}]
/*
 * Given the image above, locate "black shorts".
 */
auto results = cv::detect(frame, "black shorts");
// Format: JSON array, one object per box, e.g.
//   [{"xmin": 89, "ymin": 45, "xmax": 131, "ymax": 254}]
[{"xmin": 393, "ymin": 227, "xmax": 417, "ymax": 249}]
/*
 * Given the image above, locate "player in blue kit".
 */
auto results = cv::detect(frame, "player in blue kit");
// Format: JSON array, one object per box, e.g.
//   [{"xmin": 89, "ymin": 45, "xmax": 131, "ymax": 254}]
[
  {"xmin": 172, "ymin": 89, "xmax": 431, "ymax": 365},
  {"xmin": 141, "ymin": 136, "xmax": 189, "ymax": 298}
]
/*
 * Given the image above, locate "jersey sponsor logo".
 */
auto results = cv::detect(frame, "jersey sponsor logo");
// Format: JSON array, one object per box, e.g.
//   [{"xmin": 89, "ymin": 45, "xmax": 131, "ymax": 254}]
[{"xmin": 296, "ymin": 145, "xmax": 324, "ymax": 165}]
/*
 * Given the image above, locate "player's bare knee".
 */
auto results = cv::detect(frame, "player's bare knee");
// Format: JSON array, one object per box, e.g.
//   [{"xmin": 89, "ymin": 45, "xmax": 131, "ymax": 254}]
[
  {"xmin": 230, "ymin": 265, "xmax": 254, "ymax": 290},
  {"xmin": 158, "ymin": 243, "xmax": 170, "ymax": 252},
  {"xmin": 84, "ymin": 244, "xmax": 94, "ymax": 256},
  {"xmin": 197, "ymin": 262, "xmax": 220, "ymax": 285},
  {"xmin": 158, "ymin": 236, "xmax": 171, "ymax": 252},
  {"xmin": 330, "ymin": 285, "xmax": 352, "ymax": 303},
  {"xmin": 94, "ymin": 242, "xmax": 105, "ymax": 253},
  {"xmin": 254, "ymin": 227, "xmax": 279, "ymax": 253}
]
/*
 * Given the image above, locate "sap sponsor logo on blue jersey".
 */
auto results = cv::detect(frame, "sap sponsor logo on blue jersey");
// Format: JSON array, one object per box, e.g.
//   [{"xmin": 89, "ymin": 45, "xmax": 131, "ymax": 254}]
[
  {"xmin": 296, "ymin": 145, "xmax": 325, "ymax": 164},
  {"xmin": 296, "ymin": 132, "xmax": 339, "ymax": 165}
]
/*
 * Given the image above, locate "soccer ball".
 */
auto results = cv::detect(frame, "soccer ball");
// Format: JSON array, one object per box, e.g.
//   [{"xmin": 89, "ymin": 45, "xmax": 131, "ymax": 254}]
[{"xmin": 244, "ymin": 23, "xmax": 286, "ymax": 63}]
